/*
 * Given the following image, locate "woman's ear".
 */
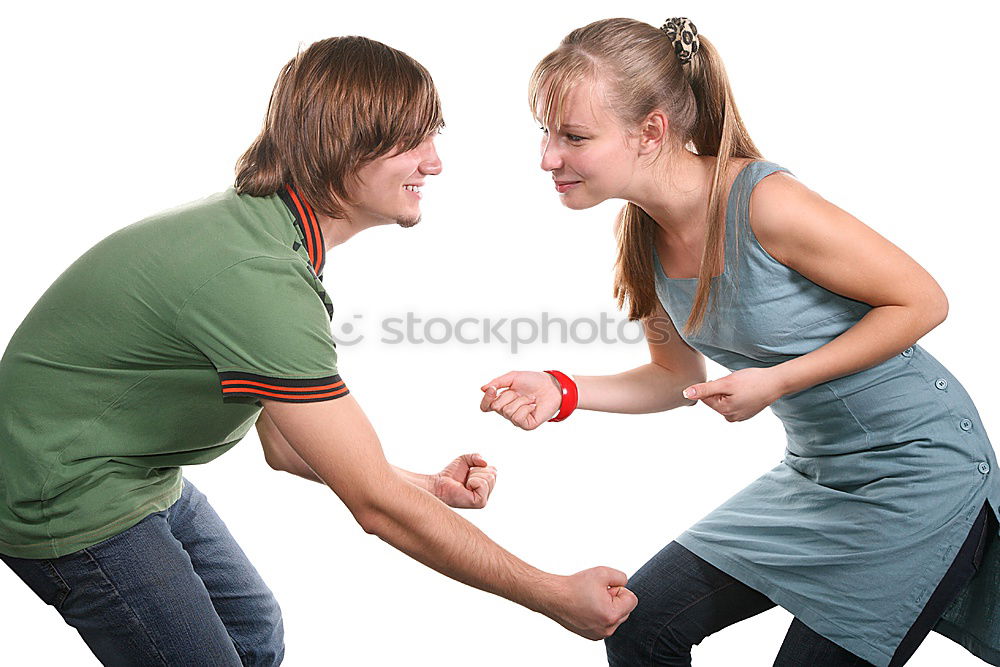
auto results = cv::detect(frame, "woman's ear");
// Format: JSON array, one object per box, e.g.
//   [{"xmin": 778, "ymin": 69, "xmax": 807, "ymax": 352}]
[{"xmin": 637, "ymin": 110, "xmax": 669, "ymax": 156}]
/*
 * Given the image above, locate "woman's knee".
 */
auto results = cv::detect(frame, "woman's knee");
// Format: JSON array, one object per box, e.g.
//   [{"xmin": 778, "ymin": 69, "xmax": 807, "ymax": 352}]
[
  {"xmin": 606, "ymin": 541, "xmax": 774, "ymax": 666},
  {"xmin": 605, "ymin": 615, "xmax": 656, "ymax": 665},
  {"xmin": 605, "ymin": 543, "xmax": 707, "ymax": 662},
  {"xmin": 605, "ymin": 600, "xmax": 693, "ymax": 666}
]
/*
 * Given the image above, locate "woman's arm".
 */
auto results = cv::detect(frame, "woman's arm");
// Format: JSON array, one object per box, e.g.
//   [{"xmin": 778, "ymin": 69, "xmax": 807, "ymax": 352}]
[
  {"xmin": 480, "ymin": 302, "xmax": 706, "ymax": 429},
  {"xmin": 575, "ymin": 303, "xmax": 706, "ymax": 412},
  {"xmin": 682, "ymin": 172, "xmax": 950, "ymax": 421},
  {"xmin": 751, "ymin": 172, "xmax": 948, "ymax": 396}
]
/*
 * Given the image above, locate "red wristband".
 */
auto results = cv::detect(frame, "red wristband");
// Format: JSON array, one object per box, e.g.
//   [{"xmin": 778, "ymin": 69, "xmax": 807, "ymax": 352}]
[{"xmin": 544, "ymin": 370, "xmax": 579, "ymax": 422}]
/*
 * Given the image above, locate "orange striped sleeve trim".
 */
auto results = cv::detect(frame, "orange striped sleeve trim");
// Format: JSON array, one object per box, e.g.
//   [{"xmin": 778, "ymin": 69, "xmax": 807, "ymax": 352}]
[{"xmin": 218, "ymin": 372, "xmax": 348, "ymax": 403}]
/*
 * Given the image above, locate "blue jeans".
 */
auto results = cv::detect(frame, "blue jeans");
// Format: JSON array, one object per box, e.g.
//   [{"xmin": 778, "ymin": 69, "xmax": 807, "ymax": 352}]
[
  {"xmin": 605, "ymin": 502, "xmax": 993, "ymax": 666},
  {"xmin": 1, "ymin": 479, "xmax": 284, "ymax": 666}
]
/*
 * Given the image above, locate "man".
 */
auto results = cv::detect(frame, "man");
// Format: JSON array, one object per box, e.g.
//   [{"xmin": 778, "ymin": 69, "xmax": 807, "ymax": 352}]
[{"xmin": 0, "ymin": 36, "xmax": 635, "ymax": 665}]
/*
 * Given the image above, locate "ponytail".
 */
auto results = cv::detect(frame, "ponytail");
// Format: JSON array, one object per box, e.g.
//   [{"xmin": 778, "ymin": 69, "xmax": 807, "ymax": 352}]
[{"xmin": 681, "ymin": 34, "xmax": 762, "ymax": 334}]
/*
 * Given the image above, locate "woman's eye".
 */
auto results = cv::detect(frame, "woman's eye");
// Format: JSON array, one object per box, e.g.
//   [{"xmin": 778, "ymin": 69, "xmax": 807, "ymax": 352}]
[{"xmin": 567, "ymin": 134, "xmax": 585, "ymax": 142}]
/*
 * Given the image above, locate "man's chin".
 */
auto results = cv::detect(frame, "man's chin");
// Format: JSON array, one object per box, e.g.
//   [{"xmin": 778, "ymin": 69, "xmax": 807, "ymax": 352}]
[{"xmin": 395, "ymin": 215, "xmax": 421, "ymax": 229}]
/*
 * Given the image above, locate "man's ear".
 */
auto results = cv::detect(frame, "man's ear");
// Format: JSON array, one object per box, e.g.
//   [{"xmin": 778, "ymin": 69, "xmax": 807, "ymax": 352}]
[{"xmin": 637, "ymin": 110, "xmax": 669, "ymax": 156}]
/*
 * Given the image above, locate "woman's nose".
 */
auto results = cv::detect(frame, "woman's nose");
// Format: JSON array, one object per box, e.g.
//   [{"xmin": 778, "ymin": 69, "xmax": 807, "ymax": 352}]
[{"xmin": 540, "ymin": 138, "xmax": 563, "ymax": 172}]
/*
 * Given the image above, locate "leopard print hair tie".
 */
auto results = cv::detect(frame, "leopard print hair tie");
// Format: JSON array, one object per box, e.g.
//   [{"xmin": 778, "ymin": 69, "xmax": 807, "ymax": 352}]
[{"xmin": 661, "ymin": 17, "xmax": 700, "ymax": 65}]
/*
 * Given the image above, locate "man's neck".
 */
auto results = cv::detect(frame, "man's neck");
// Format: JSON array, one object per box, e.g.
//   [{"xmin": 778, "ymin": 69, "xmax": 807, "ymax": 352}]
[{"xmin": 314, "ymin": 212, "xmax": 367, "ymax": 249}]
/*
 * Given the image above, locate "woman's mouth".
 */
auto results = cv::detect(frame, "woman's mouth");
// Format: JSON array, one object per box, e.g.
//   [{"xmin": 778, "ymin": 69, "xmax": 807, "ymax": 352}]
[{"xmin": 554, "ymin": 180, "xmax": 581, "ymax": 194}]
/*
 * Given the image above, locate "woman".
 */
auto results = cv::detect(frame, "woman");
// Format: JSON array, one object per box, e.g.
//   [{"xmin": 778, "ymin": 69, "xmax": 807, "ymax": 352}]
[{"xmin": 480, "ymin": 17, "xmax": 1000, "ymax": 666}]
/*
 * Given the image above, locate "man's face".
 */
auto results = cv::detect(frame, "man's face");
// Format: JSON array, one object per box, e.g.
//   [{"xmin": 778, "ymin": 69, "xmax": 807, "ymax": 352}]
[{"xmin": 349, "ymin": 135, "xmax": 442, "ymax": 228}]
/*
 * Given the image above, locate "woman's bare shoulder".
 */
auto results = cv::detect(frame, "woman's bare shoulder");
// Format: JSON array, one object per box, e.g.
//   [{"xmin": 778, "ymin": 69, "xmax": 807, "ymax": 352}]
[{"xmin": 745, "ymin": 169, "xmax": 818, "ymax": 266}]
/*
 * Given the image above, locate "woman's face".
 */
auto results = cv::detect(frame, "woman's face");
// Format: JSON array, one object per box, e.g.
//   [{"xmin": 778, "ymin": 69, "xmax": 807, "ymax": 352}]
[{"xmin": 538, "ymin": 78, "xmax": 640, "ymax": 210}]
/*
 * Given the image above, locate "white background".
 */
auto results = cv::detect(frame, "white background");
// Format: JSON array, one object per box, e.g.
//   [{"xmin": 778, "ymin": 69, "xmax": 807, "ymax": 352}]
[{"xmin": 2, "ymin": 1, "xmax": 998, "ymax": 665}]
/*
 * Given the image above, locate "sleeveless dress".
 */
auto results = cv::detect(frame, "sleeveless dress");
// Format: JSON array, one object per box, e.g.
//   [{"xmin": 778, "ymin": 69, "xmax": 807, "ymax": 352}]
[{"xmin": 653, "ymin": 160, "xmax": 1000, "ymax": 666}]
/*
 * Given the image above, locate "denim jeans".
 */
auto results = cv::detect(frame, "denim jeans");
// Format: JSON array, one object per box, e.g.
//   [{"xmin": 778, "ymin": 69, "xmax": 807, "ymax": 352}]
[
  {"xmin": 1, "ymin": 478, "xmax": 284, "ymax": 666},
  {"xmin": 605, "ymin": 502, "xmax": 993, "ymax": 666}
]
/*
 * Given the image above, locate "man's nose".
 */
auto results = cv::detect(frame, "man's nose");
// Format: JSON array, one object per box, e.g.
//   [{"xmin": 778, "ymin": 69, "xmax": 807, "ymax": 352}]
[{"xmin": 420, "ymin": 137, "xmax": 443, "ymax": 175}]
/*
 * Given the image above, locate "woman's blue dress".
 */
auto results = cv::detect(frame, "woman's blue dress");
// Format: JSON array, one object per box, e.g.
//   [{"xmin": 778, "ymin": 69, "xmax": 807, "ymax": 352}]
[{"xmin": 653, "ymin": 160, "xmax": 1000, "ymax": 666}]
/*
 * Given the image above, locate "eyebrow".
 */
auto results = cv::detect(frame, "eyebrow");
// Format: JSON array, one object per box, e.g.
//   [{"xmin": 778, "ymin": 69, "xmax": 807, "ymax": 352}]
[{"xmin": 561, "ymin": 123, "xmax": 592, "ymax": 130}]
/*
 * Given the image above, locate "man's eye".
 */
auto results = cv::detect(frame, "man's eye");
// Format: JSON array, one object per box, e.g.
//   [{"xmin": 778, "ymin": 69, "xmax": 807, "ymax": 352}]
[{"xmin": 539, "ymin": 126, "xmax": 549, "ymax": 134}]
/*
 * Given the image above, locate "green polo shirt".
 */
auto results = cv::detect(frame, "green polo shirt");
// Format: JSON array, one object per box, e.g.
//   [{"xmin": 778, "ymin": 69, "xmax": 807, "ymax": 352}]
[{"xmin": 0, "ymin": 186, "xmax": 348, "ymax": 558}]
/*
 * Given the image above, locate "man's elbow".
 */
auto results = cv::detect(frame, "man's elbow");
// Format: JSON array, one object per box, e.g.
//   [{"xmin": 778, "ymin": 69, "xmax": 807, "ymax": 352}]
[
  {"xmin": 352, "ymin": 476, "xmax": 415, "ymax": 538},
  {"xmin": 354, "ymin": 506, "xmax": 391, "ymax": 536},
  {"xmin": 263, "ymin": 448, "xmax": 292, "ymax": 473},
  {"xmin": 347, "ymin": 485, "xmax": 400, "ymax": 537}
]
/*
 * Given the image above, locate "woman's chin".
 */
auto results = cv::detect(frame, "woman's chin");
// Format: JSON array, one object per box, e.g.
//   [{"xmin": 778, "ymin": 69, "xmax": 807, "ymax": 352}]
[{"xmin": 560, "ymin": 194, "xmax": 601, "ymax": 211}]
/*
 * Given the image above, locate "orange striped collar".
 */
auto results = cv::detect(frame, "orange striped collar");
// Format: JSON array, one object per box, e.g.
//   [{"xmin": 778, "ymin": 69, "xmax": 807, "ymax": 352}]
[{"xmin": 277, "ymin": 184, "xmax": 326, "ymax": 278}]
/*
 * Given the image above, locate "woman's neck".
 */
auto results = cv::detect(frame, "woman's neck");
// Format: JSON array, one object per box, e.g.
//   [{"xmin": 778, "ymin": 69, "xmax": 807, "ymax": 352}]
[{"xmin": 625, "ymin": 150, "xmax": 722, "ymax": 244}]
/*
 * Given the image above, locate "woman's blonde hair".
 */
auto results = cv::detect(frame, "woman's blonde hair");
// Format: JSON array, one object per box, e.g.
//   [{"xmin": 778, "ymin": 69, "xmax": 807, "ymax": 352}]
[
  {"xmin": 236, "ymin": 36, "xmax": 443, "ymax": 218},
  {"xmin": 529, "ymin": 18, "xmax": 761, "ymax": 335}
]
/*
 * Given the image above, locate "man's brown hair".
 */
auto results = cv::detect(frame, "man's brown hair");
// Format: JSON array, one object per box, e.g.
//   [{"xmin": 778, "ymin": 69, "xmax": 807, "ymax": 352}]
[{"xmin": 236, "ymin": 36, "xmax": 444, "ymax": 218}]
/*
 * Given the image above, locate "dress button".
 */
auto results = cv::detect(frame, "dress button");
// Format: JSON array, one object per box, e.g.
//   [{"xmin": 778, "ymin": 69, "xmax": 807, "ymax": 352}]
[
  {"xmin": 960, "ymin": 418, "xmax": 973, "ymax": 431},
  {"xmin": 934, "ymin": 378, "xmax": 949, "ymax": 390},
  {"xmin": 901, "ymin": 347, "xmax": 914, "ymax": 358},
  {"xmin": 979, "ymin": 462, "xmax": 991, "ymax": 474}
]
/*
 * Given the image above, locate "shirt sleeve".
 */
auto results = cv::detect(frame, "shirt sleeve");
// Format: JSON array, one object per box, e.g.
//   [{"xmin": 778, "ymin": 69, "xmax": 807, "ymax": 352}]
[{"xmin": 176, "ymin": 256, "xmax": 348, "ymax": 404}]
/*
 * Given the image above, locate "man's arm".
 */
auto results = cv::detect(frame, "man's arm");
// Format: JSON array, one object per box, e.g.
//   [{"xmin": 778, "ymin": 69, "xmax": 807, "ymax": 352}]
[
  {"xmin": 257, "ymin": 408, "xmax": 323, "ymax": 482},
  {"xmin": 256, "ymin": 409, "xmax": 434, "ymax": 491},
  {"xmin": 260, "ymin": 395, "xmax": 636, "ymax": 640}
]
